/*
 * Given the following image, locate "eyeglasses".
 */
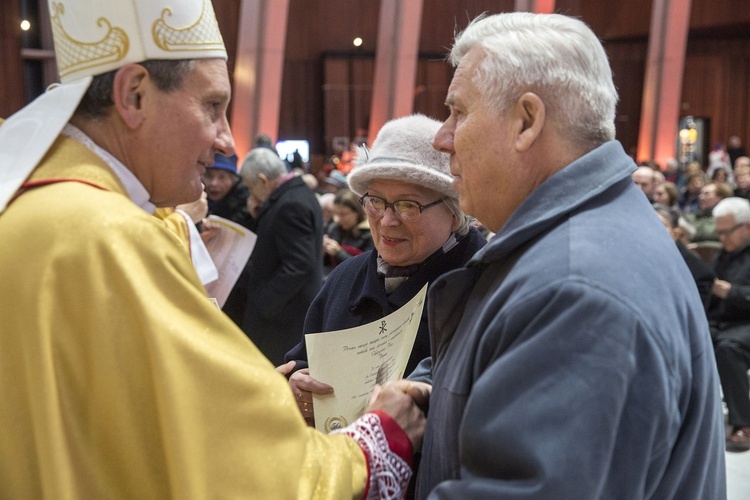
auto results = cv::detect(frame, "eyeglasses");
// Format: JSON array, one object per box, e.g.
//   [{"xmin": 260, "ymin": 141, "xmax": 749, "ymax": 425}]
[
  {"xmin": 717, "ymin": 223, "xmax": 746, "ymax": 237},
  {"xmin": 359, "ymin": 193, "xmax": 444, "ymax": 221}
]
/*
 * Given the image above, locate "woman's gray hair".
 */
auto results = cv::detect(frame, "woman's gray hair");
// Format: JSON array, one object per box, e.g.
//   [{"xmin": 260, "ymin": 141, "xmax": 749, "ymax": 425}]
[
  {"xmin": 443, "ymin": 196, "xmax": 473, "ymax": 236},
  {"xmin": 74, "ymin": 59, "xmax": 196, "ymax": 120},
  {"xmin": 713, "ymin": 197, "xmax": 750, "ymax": 224},
  {"xmin": 449, "ymin": 12, "xmax": 618, "ymax": 147},
  {"xmin": 240, "ymin": 147, "xmax": 288, "ymax": 183}
]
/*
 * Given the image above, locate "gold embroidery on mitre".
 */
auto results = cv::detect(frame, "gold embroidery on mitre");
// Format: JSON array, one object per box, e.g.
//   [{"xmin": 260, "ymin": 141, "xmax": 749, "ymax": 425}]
[
  {"xmin": 152, "ymin": 0, "xmax": 225, "ymax": 52},
  {"xmin": 50, "ymin": 2, "xmax": 129, "ymax": 78}
]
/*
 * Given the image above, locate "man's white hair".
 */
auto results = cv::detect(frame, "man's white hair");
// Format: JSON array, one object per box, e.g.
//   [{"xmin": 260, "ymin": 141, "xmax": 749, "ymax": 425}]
[
  {"xmin": 713, "ymin": 197, "xmax": 750, "ymax": 224},
  {"xmin": 240, "ymin": 148, "xmax": 287, "ymax": 183},
  {"xmin": 449, "ymin": 12, "xmax": 618, "ymax": 147}
]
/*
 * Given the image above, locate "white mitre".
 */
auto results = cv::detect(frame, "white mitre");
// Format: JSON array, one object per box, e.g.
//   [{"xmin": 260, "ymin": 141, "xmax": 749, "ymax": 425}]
[{"xmin": 0, "ymin": 0, "xmax": 227, "ymax": 213}]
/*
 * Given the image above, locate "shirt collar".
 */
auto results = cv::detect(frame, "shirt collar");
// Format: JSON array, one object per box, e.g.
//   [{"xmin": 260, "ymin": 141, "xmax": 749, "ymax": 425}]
[{"xmin": 62, "ymin": 124, "xmax": 156, "ymax": 214}]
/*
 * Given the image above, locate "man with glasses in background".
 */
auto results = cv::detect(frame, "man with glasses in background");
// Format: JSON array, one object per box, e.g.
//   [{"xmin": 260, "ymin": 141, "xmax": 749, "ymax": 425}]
[{"xmin": 709, "ymin": 197, "xmax": 750, "ymax": 451}]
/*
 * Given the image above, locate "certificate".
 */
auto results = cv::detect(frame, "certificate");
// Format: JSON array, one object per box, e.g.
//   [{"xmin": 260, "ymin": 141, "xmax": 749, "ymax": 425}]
[
  {"xmin": 203, "ymin": 215, "xmax": 256, "ymax": 307},
  {"xmin": 306, "ymin": 284, "xmax": 427, "ymax": 433}
]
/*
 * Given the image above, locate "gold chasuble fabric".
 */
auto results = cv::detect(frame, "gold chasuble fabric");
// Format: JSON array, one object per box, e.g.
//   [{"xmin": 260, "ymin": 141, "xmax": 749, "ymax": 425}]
[
  {"xmin": 154, "ymin": 207, "xmax": 191, "ymax": 246},
  {"xmin": 0, "ymin": 134, "xmax": 368, "ymax": 498}
]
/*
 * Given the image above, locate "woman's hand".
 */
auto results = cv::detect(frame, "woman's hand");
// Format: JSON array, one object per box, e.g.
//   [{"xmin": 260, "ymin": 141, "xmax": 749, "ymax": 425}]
[
  {"xmin": 289, "ymin": 368, "xmax": 334, "ymax": 426},
  {"xmin": 322, "ymin": 234, "xmax": 341, "ymax": 256}
]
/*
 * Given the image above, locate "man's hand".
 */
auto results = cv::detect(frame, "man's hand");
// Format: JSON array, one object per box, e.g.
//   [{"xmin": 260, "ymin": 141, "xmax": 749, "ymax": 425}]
[
  {"xmin": 176, "ymin": 191, "xmax": 209, "ymax": 224},
  {"xmin": 199, "ymin": 219, "xmax": 220, "ymax": 244},
  {"xmin": 712, "ymin": 279, "xmax": 732, "ymax": 299},
  {"xmin": 366, "ymin": 380, "xmax": 431, "ymax": 450},
  {"xmin": 289, "ymin": 368, "xmax": 334, "ymax": 426}
]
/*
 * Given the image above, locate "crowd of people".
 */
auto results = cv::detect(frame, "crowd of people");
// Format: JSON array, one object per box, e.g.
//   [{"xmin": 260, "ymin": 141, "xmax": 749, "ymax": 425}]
[
  {"xmin": 632, "ymin": 152, "xmax": 750, "ymax": 258},
  {"xmin": 632, "ymin": 148, "xmax": 750, "ymax": 453},
  {"xmin": 0, "ymin": 0, "xmax": 740, "ymax": 498}
]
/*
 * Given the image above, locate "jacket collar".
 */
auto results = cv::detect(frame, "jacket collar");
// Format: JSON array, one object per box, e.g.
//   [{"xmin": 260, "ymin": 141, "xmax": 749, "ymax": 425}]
[
  {"xmin": 474, "ymin": 141, "xmax": 636, "ymax": 264},
  {"xmin": 348, "ymin": 227, "xmax": 486, "ymax": 311}
]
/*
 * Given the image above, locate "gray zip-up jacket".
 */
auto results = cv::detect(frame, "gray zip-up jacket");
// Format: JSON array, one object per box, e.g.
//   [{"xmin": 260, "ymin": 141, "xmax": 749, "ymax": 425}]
[{"xmin": 416, "ymin": 141, "xmax": 726, "ymax": 499}]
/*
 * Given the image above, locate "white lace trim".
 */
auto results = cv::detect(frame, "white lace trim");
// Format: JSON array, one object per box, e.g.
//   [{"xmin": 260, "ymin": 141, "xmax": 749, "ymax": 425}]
[{"xmin": 333, "ymin": 413, "xmax": 411, "ymax": 500}]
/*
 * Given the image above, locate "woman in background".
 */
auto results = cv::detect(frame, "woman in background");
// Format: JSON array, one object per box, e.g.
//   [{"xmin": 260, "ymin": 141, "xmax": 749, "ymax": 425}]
[{"xmin": 322, "ymin": 189, "xmax": 374, "ymax": 275}]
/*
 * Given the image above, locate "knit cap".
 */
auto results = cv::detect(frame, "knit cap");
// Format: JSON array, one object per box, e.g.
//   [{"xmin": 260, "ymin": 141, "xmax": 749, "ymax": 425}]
[
  {"xmin": 208, "ymin": 153, "xmax": 239, "ymax": 175},
  {"xmin": 347, "ymin": 114, "xmax": 456, "ymax": 199}
]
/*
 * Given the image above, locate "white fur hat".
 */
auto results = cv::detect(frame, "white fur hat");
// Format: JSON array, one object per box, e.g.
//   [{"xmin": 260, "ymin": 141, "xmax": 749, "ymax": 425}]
[{"xmin": 347, "ymin": 114, "xmax": 457, "ymax": 200}]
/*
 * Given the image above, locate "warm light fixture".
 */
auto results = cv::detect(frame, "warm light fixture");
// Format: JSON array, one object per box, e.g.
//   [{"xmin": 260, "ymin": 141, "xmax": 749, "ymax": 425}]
[
  {"xmin": 353, "ymin": 37, "xmax": 363, "ymax": 47},
  {"xmin": 20, "ymin": 19, "xmax": 31, "ymax": 31}
]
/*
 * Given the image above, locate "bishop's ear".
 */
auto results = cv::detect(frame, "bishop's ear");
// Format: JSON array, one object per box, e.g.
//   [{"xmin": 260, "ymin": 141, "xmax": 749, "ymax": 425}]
[
  {"xmin": 514, "ymin": 92, "xmax": 545, "ymax": 152},
  {"xmin": 111, "ymin": 64, "xmax": 150, "ymax": 129}
]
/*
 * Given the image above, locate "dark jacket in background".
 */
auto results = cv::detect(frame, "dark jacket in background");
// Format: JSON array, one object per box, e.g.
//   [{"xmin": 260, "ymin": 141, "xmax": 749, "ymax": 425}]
[
  {"xmin": 677, "ymin": 240, "xmax": 716, "ymax": 308},
  {"xmin": 707, "ymin": 242, "xmax": 750, "ymax": 328},
  {"xmin": 241, "ymin": 176, "xmax": 324, "ymax": 365}
]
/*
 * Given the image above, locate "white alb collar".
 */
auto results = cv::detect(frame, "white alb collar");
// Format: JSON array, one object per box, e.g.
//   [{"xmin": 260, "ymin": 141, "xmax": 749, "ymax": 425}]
[{"xmin": 62, "ymin": 124, "xmax": 155, "ymax": 214}]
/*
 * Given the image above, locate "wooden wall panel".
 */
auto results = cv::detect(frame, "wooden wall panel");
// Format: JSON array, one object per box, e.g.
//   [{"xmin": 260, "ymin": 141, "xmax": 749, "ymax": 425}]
[
  {"xmin": 577, "ymin": 0, "xmax": 653, "ymax": 39},
  {"xmin": 690, "ymin": 0, "xmax": 750, "ymax": 31},
  {"xmin": 279, "ymin": 59, "xmax": 323, "ymax": 144},
  {"xmin": 418, "ymin": 0, "xmax": 516, "ymax": 54},
  {"xmin": 350, "ymin": 58, "xmax": 374, "ymax": 136},
  {"xmin": 0, "ymin": 1, "xmax": 24, "ymax": 119},
  {"xmin": 323, "ymin": 58, "xmax": 353, "ymax": 149},
  {"xmin": 680, "ymin": 55, "xmax": 725, "ymax": 139},
  {"xmin": 413, "ymin": 59, "xmax": 454, "ymax": 122},
  {"xmin": 681, "ymin": 37, "xmax": 750, "ymax": 152},
  {"xmin": 606, "ymin": 41, "xmax": 649, "ymax": 157},
  {"xmin": 680, "ymin": 54, "xmax": 724, "ymax": 158},
  {"xmin": 3, "ymin": 0, "xmax": 748, "ymax": 156},
  {"xmin": 211, "ymin": 0, "xmax": 240, "ymax": 122}
]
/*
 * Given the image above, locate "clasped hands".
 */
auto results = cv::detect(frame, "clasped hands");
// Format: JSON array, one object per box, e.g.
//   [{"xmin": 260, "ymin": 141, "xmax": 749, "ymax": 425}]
[
  {"xmin": 711, "ymin": 278, "xmax": 731, "ymax": 299},
  {"xmin": 277, "ymin": 361, "xmax": 431, "ymax": 450},
  {"xmin": 322, "ymin": 234, "xmax": 341, "ymax": 256}
]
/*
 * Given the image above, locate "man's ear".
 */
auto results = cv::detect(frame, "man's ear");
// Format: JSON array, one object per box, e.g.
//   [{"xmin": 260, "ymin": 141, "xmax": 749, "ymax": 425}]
[
  {"xmin": 513, "ymin": 92, "xmax": 545, "ymax": 152},
  {"xmin": 112, "ymin": 64, "xmax": 149, "ymax": 129}
]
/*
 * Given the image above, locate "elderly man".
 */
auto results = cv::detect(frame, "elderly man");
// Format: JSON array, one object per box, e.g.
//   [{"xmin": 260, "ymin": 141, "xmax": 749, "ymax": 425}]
[
  {"xmin": 0, "ymin": 0, "xmax": 427, "ymax": 497},
  {"xmin": 709, "ymin": 197, "xmax": 750, "ymax": 451},
  {"xmin": 632, "ymin": 165, "xmax": 657, "ymax": 201},
  {"xmin": 238, "ymin": 148, "xmax": 324, "ymax": 366},
  {"xmin": 423, "ymin": 12, "xmax": 725, "ymax": 498}
]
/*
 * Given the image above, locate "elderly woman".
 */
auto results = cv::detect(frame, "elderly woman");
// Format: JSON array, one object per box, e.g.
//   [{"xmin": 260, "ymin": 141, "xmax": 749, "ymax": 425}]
[
  {"xmin": 201, "ymin": 153, "xmax": 254, "ymax": 229},
  {"xmin": 284, "ymin": 114, "xmax": 487, "ymax": 423}
]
